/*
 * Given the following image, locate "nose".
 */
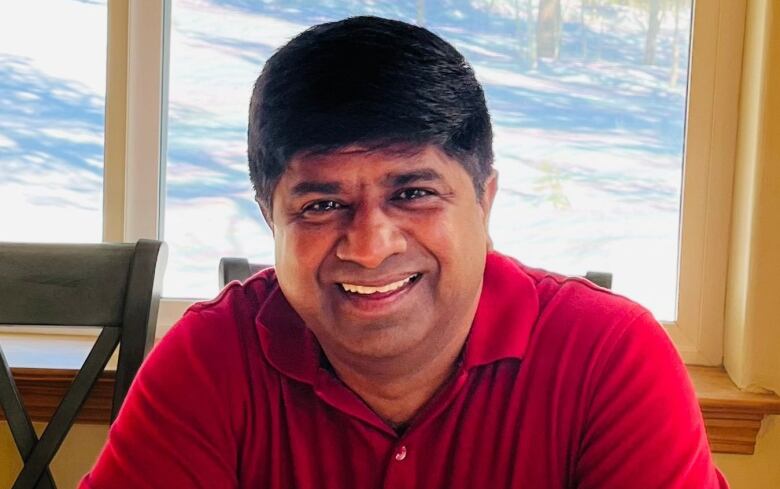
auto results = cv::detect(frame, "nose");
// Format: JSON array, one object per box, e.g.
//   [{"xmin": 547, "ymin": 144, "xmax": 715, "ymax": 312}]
[{"xmin": 336, "ymin": 204, "xmax": 407, "ymax": 269}]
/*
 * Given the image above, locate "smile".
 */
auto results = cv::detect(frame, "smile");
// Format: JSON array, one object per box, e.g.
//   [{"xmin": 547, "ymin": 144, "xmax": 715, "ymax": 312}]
[{"xmin": 340, "ymin": 273, "xmax": 421, "ymax": 295}]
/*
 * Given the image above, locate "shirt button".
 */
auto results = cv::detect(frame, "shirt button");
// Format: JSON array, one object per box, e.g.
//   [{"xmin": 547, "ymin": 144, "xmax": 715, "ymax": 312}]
[{"xmin": 395, "ymin": 446, "xmax": 407, "ymax": 461}]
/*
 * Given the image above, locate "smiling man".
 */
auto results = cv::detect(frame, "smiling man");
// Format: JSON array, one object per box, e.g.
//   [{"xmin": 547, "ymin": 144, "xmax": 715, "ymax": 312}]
[{"xmin": 81, "ymin": 16, "xmax": 727, "ymax": 489}]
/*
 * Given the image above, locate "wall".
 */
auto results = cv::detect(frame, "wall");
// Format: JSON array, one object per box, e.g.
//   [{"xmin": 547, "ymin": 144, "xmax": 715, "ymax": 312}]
[
  {"xmin": 716, "ymin": 0, "xmax": 780, "ymax": 487},
  {"xmin": 0, "ymin": 423, "xmax": 107, "ymax": 489}
]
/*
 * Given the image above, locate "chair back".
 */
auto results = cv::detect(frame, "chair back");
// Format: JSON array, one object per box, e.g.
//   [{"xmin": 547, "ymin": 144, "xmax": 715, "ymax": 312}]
[
  {"xmin": 584, "ymin": 271, "xmax": 613, "ymax": 290},
  {"xmin": 0, "ymin": 239, "xmax": 166, "ymax": 489},
  {"xmin": 218, "ymin": 257, "xmax": 271, "ymax": 288}
]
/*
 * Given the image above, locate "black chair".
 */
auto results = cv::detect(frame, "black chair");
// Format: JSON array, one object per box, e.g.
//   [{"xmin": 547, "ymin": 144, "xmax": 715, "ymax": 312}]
[
  {"xmin": 584, "ymin": 271, "xmax": 612, "ymax": 290},
  {"xmin": 218, "ymin": 257, "xmax": 272, "ymax": 289},
  {"xmin": 218, "ymin": 257, "xmax": 611, "ymax": 291},
  {"xmin": 0, "ymin": 239, "xmax": 167, "ymax": 489}
]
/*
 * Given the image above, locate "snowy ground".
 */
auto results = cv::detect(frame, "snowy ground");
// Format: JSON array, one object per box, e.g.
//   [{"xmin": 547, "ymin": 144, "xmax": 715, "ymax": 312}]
[{"xmin": 0, "ymin": 0, "xmax": 692, "ymax": 320}]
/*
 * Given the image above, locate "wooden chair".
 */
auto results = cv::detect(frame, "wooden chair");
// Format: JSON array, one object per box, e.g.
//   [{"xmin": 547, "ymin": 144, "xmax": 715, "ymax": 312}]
[
  {"xmin": 218, "ymin": 257, "xmax": 271, "ymax": 289},
  {"xmin": 583, "ymin": 271, "xmax": 612, "ymax": 290},
  {"xmin": 218, "ymin": 257, "xmax": 612, "ymax": 291},
  {"xmin": 0, "ymin": 240, "xmax": 167, "ymax": 489}
]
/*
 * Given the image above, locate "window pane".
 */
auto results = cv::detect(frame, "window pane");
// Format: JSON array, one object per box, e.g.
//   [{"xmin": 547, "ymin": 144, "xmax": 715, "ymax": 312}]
[
  {"xmin": 164, "ymin": 0, "xmax": 691, "ymax": 321},
  {"xmin": 0, "ymin": 0, "xmax": 107, "ymax": 243}
]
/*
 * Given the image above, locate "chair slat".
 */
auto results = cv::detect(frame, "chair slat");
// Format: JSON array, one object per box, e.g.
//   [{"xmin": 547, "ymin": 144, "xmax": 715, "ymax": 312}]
[
  {"xmin": 0, "ymin": 347, "xmax": 56, "ymax": 489},
  {"xmin": 12, "ymin": 327, "xmax": 121, "ymax": 489},
  {"xmin": 0, "ymin": 243, "xmax": 135, "ymax": 326},
  {"xmin": 113, "ymin": 240, "xmax": 166, "ymax": 420}
]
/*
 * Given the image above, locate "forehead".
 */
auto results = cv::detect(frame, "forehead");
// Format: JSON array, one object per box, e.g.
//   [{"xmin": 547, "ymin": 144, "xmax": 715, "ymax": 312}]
[{"xmin": 280, "ymin": 145, "xmax": 467, "ymax": 185}]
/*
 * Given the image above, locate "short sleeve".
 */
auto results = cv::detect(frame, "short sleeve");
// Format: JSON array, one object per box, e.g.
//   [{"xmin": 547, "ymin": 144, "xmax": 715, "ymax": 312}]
[{"xmin": 574, "ymin": 312, "xmax": 728, "ymax": 489}]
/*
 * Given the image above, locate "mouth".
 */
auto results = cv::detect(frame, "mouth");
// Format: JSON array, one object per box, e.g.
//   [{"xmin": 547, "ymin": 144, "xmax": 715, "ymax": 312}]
[{"xmin": 337, "ymin": 273, "xmax": 422, "ymax": 306}]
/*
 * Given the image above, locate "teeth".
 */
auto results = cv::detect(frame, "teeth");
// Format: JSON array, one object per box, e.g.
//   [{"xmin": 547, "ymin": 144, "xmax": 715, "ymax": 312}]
[{"xmin": 341, "ymin": 274, "xmax": 417, "ymax": 295}]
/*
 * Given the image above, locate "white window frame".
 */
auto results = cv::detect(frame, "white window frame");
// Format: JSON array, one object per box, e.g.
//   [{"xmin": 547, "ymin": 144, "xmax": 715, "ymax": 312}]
[{"xmin": 107, "ymin": 0, "xmax": 745, "ymax": 365}]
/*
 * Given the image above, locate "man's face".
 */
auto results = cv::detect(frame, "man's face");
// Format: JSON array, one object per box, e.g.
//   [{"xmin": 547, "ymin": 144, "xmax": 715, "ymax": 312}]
[{"xmin": 268, "ymin": 145, "xmax": 497, "ymax": 364}]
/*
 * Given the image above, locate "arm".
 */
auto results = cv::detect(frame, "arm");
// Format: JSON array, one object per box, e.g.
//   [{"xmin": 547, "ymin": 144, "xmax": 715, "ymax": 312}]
[
  {"xmin": 574, "ymin": 312, "xmax": 728, "ymax": 489},
  {"xmin": 80, "ymin": 310, "xmax": 246, "ymax": 489}
]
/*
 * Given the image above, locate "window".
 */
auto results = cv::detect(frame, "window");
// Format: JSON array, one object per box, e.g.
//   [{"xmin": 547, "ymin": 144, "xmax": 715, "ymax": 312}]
[
  {"xmin": 0, "ymin": 0, "xmax": 108, "ymax": 243},
  {"xmin": 162, "ymin": 0, "xmax": 694, "ymax": 319},
  {"xmin": 9, "ymin": 0, "xmax": 743, "ymax": 366}
]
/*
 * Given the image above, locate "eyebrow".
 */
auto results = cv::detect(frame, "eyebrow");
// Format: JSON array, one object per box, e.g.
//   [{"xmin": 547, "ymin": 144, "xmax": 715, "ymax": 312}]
[
  {"xmin": 288, "ymin": 168, "xmax": 445, "ymax": 197},
  {"xmin": 384, "ymin": 168, "xmax": 444, "ymax": 187},
  {"xmin": 290, "ymin": 181, "xmax": 343, "ymax": 197}
]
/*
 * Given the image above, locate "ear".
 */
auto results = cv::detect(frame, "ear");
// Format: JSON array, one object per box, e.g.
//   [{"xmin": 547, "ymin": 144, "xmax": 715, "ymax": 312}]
[
  {"xmin": 479, "ymin": 170, "xmax": 498, "ymax": 225},
  {"xmin": 256, "ymin": 196, "xmax": 275, "ymax": 236},
  {"xmin": 480, "ymin": 170, "xmax": 498, "ymax": 251}
]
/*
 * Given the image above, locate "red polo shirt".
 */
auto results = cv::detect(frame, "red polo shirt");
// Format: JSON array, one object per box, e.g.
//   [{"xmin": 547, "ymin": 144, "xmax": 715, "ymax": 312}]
[{"xmin": 81, "ymin": 252, "xmax": 727, "ymax": 488}]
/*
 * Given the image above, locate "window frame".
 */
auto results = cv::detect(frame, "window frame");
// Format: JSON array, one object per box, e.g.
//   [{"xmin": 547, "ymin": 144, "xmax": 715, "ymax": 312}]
[{"xmin": 109, "ymin": 0, "xmax": 746, "ymax": 365}]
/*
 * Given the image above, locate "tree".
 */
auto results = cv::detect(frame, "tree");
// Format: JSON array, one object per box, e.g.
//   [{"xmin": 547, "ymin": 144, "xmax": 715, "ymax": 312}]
[
  {"xmin": 668, "ymin": 0, "xmax": 683, "ymax": 87},
  {"xmin": 527, "ymin": 0, "xmax": 538, "ymax": 67},
  {"xmin": 536, "ymin": 0, "xmax": 562, "ymax": 59},
  {"xmin": 580, "ymin": 0, "xmax": 589, "ymax": 58},
  {"xmin": 643, "ymin": 0, "xmax": 662, "ymax": 65}
]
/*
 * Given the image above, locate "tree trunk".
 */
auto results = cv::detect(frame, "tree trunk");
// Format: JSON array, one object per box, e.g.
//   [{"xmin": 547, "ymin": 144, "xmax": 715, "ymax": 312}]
[
  {"xmin": 417, "ymin": 0, "xmax": 425, "ymax": 26},
  {"xmin": 580, "ymin": 0, "xmax": 588, "ymax": 58},
  {"xmin": 643, "ymin": 0, "xmax": 662, "ymax": 65},
  {"xmin": 526, "ymin": 0, "xmax": 538, "ymax": 68},
  {"xmin": 669, "ymin": 0, "xmax": 682, "ymax": 87},
  {"xmin": 536, "ymin": 0, "xmax": 562, "ymax": 59}
]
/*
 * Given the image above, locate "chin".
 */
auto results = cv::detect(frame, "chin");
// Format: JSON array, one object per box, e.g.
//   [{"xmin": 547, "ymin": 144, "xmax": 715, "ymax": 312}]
[{"xmin": 339, "ymin": 325, "xmax": 428, "ymax": 360}]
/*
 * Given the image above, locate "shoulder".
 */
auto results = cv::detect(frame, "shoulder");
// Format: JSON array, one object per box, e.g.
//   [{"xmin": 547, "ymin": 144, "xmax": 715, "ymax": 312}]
[
  {"xmin": 166, "ymin": 268, "xmax": 279, "ymax": 350},
  {"xmin": 185, "ymin": 267, "xmax": 278, "ymax": 325},
  {"xmin": 490, "ymin": 251, "xmax": 650, "ymax": 329},
  {"xmin": 523, "ymin": 260, "xmax": 648, "ymax": 326},
  {"xmin": 501, "ymin": 255, "xmax": 681, "ymax": 401},
  {"xmin": 488, "ymin": 252, "xmax": 663, "ymax": 365},
  {"xmin": 141, "ymin": 268, "xmax": 281, "ymax": 393}
]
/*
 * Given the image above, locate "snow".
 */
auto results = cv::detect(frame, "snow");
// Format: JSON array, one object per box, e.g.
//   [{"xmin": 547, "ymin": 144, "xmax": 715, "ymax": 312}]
[{"xmin": 0, "ymin": 0, "xmax": 694, "ymax": 320}]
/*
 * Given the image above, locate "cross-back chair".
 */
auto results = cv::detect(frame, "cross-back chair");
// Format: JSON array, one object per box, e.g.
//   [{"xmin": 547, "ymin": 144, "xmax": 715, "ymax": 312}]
[{"xmin": 0, "ymin": 239, "xmax": 166, "ymax": 489}]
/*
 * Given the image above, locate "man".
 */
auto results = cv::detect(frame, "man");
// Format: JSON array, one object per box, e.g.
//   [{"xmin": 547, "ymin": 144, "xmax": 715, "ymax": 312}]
[{"xmin": 82, "ymin": 16, "xmax": 727, "ymax": 488}]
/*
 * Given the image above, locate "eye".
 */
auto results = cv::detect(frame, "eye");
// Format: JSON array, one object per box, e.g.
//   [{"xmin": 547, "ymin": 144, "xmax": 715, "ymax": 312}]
[
  {"xmin": 395, "ymin": 188, "xmax": 434, "ymax": 201},
  {"xmin": 302, "ymin": 200, "xmax": 344, "ymax": 213}
]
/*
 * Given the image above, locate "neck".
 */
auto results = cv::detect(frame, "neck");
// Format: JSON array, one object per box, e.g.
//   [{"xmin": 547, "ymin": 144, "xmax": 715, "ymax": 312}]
[{"xmin": 324, "ymin": 325, "xmax": 469, "ymax": 426}]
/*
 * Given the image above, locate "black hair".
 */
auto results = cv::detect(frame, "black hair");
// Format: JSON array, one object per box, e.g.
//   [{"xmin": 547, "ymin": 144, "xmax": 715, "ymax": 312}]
[{"xmin": 247, "ymin": 15, "xmax": 493, "ymax": 210}]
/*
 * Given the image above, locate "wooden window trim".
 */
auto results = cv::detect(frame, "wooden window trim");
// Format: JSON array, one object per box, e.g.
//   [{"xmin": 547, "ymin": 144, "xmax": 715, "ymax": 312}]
[{"xmin": 2, "ymin": 365, "xmax": 777, "ymax": 455}]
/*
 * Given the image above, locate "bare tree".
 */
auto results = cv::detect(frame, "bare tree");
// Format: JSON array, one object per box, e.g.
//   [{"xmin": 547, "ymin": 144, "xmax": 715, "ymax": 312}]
[
  {"xmin": 643, "ymin": 0, "xmax": 662, "ymax": 65},
  {"xmin": 668, "ymin": 0, "xmax": 682, "ymax": 87},
  {"xmin": 525, "ymin": 0, "xmax": 538, "ymax": 68},
  {"xmin": 515, "ymin": 0, "xmax": 524, "ymax": 54},
  {"xmin": 580, "ymin": 0, "xmax": 589, "ymax": 58},
  {"xmin": 537, "ymin": 0, "xmax": 562, "ymax": 60},
  {"xmin": 417, "ymin": 0, "xmax": 425, "ymax": 26}
]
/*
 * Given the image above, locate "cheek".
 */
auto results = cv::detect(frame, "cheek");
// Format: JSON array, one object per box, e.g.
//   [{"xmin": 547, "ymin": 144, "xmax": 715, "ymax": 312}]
[
  {"xmin": 414, "ymin": 207, "xmax": 486, "ymax": 258},
  {"xmin": 274, "ymin": 225, "xmax": 332, "ymax": 285}
]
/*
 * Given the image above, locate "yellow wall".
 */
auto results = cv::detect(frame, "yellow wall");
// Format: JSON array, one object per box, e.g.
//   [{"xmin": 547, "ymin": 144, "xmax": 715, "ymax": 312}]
[
  {"xmin": 716, "ymin": 0, "xmax": 780, "ymax": 488},
  {"xmin": 715, "ymin": 417, "xmax": 780, "ymax": 489},
  {"xmin": 0, "ymin": 423, "xmax": 107, "ymax": 489}
]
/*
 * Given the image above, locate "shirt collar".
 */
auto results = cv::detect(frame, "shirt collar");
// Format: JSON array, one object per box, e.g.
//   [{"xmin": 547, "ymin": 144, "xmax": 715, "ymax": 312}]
[
  {"xmin": 254, "ymin": 279, "xmax": 321, "ymax": 385},
  {"xmin": 254, "ymin": 251, "xmax": 540, "ymax": 383},
  {"xmin": 462, "ymin": 251, "xmax": 539, "ymax": 368}
]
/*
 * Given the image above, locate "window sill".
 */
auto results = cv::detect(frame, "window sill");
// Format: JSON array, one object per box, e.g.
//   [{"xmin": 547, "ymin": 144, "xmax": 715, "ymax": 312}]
[
  {"xmin": 1, "ymin": 337, "xmax": 779, "ymax": 454},
  {"xmin": 688, "ymin": 365, "xmax": 780, "ymax": 454}
]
